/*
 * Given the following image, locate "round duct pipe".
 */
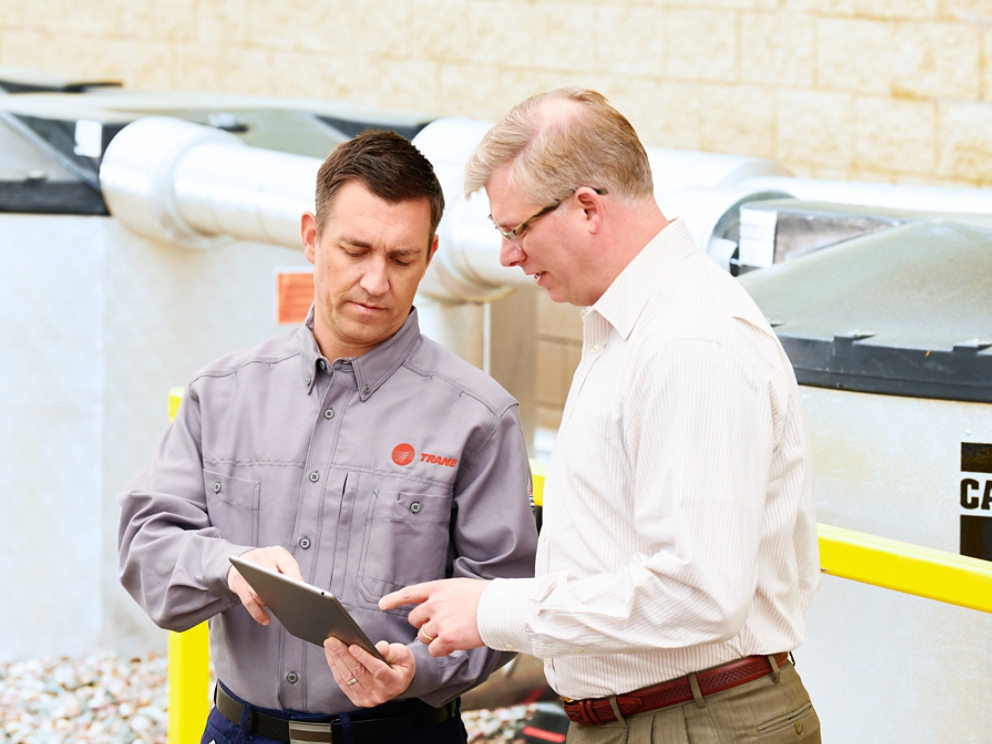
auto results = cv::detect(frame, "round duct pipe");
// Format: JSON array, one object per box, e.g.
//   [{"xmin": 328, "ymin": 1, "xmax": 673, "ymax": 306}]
[
  {"xmin": 100, "ymin": 116, "xmax": 319, "ymax": 251},
  {"xmin": 412, "ymin": 117, "xmax": 532, "ymax": 302}
]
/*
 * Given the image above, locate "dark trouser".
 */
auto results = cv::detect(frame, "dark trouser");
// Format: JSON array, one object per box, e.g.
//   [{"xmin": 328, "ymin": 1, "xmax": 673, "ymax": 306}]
[
  {"xmin": 200, "ymin": 682, "xmax": 468, "ymax": 744},
  {"xmin": 566, "ymin": 662, "xmax": 820, "ymax": 744}
]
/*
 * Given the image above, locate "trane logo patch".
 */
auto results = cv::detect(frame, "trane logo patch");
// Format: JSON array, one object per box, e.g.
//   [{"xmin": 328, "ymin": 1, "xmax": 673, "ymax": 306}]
[
  {"xmin": 421, "ymin": 453, "xmax": 458, "ymax": 468},
  {"xmin": 391, "ymin": 443, "xmax": 415, "ymax": 466},
  {"xmin": 391, "ymin": 444, "xmax": 458, "ymax": 469}
]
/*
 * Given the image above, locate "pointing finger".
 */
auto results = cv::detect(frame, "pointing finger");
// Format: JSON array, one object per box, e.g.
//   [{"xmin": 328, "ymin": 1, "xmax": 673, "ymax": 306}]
[{"xmin": 378, "ymin": 582, "xmax": 436, "ymax": 611}]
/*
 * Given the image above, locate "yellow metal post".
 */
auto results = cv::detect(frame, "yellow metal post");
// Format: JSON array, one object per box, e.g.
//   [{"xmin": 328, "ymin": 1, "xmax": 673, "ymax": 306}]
[
  {"xmin": 167, "ymin": 386, "xmax": 184, "ymax": 421},
  {"xmin": 167, "ymin": 387, "xmax": 212, "ymax": 744},
  {"xmin": 168, "ymin": 623, "xmax": 211, "ymax": 744},
  {"xmin": 529, "ymin": 459, "xmax": 546, "ymax": 508}
]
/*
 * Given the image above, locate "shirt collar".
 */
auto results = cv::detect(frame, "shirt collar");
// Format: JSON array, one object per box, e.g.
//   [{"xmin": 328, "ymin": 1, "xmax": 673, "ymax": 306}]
[
  {"xmin": 590, "ymin": 217, "xmax": 698, "ymax": 340},
  {"xmin": 297, "ymin": 304, "xmax": 421, "ymax": 398}
]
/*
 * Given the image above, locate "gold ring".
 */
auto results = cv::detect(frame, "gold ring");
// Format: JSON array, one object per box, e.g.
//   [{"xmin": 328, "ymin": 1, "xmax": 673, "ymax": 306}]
[
  {"xmin": 346, "ymin": 677, "xmax": 358, "ymax": 687},
  {"xmin": 419, "ymin": 626, "xmax": 437, "ymax": 643}
]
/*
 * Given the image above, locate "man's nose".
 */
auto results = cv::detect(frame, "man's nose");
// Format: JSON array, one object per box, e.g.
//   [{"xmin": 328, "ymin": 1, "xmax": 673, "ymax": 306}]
[
  {"xmin": 361, "ymin": 258, "xmax": 389, "ymax": 295},
  {"xmin": 499, "ymin": 238, "xmax": 525, "ymax": 268}
]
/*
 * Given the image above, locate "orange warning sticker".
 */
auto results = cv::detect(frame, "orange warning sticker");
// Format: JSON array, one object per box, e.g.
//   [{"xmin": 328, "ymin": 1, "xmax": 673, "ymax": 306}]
[{"xmin": 276, "ymin": 269, "xmax": 315, "ymax": 324}]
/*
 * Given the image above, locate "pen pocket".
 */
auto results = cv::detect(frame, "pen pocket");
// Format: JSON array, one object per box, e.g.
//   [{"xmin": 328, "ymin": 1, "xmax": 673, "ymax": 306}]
[
  {"xmin": 356, "ymin": 490, "xmax": 452, "ymax": 603},
  {"xmin": 203, "ymin": 469, "xmax": 260, "ymax": 547}
]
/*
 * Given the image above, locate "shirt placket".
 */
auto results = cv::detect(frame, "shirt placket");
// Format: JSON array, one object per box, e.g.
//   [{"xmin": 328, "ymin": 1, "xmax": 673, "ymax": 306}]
[
  {"xmin": 542, "ymin": 312, "xmax": 611, "ymax": 691},
  {"xmin": 279, "ymin": 359, "xmax": 353, "ymax": 711},
  {"xmin": 561, "ymin": 312, "xmax": 610, "ymax": 426}
]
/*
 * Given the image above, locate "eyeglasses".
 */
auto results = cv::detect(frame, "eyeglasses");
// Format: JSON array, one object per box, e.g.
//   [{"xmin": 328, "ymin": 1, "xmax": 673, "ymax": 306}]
[{"xmin": 490, "ymin": 187, "xmax": 607, "ymax": 248}]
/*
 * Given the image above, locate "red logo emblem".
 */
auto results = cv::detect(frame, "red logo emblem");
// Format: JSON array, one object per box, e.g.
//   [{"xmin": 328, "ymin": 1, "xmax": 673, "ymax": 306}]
[{"xmin": 392, "ymin": 443, "xmax": 415, "ymax": 466}]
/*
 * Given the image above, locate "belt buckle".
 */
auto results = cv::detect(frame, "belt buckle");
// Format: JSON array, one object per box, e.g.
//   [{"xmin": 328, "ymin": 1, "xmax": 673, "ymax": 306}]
[{"xmin": 288, "ymin": 720, "xmax": 335, "ymax": 743}]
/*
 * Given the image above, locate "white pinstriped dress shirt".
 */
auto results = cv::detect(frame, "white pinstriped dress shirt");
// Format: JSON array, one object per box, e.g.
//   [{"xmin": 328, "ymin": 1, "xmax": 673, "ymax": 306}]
[{"xmin": 478, "ymin": 218, "xmax": 820, "ymax": 701}]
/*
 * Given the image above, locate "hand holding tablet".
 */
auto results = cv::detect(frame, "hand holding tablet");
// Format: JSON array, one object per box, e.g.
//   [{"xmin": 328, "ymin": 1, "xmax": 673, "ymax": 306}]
[{"xmin": 229, "ymin": 555, "xmax": 385, "ymax": 661}]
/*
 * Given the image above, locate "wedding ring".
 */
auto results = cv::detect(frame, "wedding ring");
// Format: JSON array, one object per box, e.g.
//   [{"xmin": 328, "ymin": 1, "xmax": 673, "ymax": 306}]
[{"xmin": 419, "ymin": 626, "xmax": 437, "ymax": 643}]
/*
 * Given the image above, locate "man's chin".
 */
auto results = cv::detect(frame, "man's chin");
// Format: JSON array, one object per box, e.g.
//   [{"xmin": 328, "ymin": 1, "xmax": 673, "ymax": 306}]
[{"xmin": 340, "ymin": 318, "xmax": 401, "ymax": 345}]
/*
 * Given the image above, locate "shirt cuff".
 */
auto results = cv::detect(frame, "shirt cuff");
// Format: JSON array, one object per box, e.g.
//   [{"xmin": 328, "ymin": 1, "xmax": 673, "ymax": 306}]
[
  {"xmin": 477, "ymin": 576, "xmax": 542, "ymax": 657},
  {"xmin": 403, "ymin": 642, "xmax": 441, "ymax": 700},
  {"xmin": 204, "ymin": 543, "xmax": 255, "ymax": 606}
]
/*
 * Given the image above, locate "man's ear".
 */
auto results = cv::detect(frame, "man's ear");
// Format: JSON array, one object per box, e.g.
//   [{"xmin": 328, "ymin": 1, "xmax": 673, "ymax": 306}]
[
  {"xmin": 301, "ymin": 212, "xmax": 318, "ymax": 264},
  {"xmin": 575, "ymin": 187, "xmax": 604, "ymax": 234},
  {"xmin": 426, "ymin": 234, "xmax": 439, "ymax": 266}
]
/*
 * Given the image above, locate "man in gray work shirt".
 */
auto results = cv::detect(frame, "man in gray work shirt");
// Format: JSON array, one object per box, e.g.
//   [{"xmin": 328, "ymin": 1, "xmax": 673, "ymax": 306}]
[{"xmin": 118, "ymin": 131, "xmax": 538, "ymax": 744}]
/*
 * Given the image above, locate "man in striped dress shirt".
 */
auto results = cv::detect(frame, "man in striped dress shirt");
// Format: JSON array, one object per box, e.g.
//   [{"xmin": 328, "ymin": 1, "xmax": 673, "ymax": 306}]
[{"xmin": 382, "ymin": 88, "xmax": 822, "ymax": 743}]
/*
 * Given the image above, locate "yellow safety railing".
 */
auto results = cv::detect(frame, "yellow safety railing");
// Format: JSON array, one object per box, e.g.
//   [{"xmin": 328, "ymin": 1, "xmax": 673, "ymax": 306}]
[
  {"xmin": 817, "ymin": 523, "xmax": 992, "ymax": 614},
  {"xmin": 164, "ymin": 388, "xmax": 992, "ymax": 742}
]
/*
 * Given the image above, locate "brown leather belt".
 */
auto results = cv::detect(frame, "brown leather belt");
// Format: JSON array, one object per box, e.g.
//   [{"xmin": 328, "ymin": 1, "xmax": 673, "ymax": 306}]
[{"xmin": 561, "ymin": 652, "xmax": 790, "ymax": 726}]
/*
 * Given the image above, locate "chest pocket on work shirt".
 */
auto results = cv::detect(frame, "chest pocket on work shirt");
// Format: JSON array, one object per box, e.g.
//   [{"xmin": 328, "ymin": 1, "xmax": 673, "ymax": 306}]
[
  {"xmin": 203, "ymin": 469, "xmax": 260, "ymax": 548},
  {"xmin": 357, "ymin": 490, "xmax": 452, "ymax": 603}
]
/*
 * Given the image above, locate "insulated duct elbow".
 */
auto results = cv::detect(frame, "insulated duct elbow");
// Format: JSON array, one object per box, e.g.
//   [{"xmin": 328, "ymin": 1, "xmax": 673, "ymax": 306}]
[
  {"xmin": 100, "ymin": 116, "xmax": 320, "ymax": 250},
  {"xmin": 413, "ymin": 117, "xmax": 534, "ymax": 302}
]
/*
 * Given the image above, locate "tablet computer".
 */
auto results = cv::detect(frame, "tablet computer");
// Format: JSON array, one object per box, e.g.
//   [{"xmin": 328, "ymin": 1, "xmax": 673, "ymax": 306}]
[{"xmin": 229, "ymin": 556, "xmax": 385, "ymax": 661}]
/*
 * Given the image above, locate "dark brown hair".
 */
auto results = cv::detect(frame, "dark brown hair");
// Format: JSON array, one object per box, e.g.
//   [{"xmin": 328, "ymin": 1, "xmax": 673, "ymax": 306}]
[{"xmin": 315, "ymin": 130, "xmax": 444, "ymax": 242}]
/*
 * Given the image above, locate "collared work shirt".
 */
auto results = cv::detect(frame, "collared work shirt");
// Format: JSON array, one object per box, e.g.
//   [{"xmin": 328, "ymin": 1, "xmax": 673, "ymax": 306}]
[
  {"xmin": 118, "ymin": 307, "xmax": 538, "ymax": 713},
  {"xmin": 479, "ymin": 218, "xmax": 820, "ymax": 700}
]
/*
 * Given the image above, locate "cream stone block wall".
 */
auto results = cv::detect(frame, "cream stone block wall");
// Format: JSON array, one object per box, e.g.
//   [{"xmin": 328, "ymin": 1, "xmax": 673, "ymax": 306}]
[
  {"xmin": 938, "ymin": 102, "xmax": 992, "ymax": 181},
  {"xmin": 777, "ymin": 89, "xmax": 853, "ymax": 167},
  {"xmin": 892, "ymin": 21, "xmax": 980, "ymax": 99},
  {"xmin": 857, "ymin": 0, "xmax": 939, "ymax": 18},
  {"xmin": 701, "ymin": 85, "xmax": 778, "ymax": 157},
  {"xmin": 854, "ymin": 96, "xmax": 936, "ymax": 174},
  {"xmin": 742, "ymin": 12, "xmax": 816, "ymax": 88},
  {"xmin": 816, "ymin": 18, "xmax": 895, "ymax": 95},
  {"xmin": 3, "ymin": 0, "xmax": 992, "ymax": 431},
  {"xmin": 668, "ymin": 9, "xmax": 739, "ymax": 82},
  {"xmin": 4, "ymin": 0, "xmax": 992, "ymax": 188}
]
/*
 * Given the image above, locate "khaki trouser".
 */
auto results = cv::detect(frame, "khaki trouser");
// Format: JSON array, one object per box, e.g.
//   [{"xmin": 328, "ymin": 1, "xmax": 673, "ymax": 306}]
[{"xmin": 566, "ymin": 661, "xmax": 820, "ymax": 744}]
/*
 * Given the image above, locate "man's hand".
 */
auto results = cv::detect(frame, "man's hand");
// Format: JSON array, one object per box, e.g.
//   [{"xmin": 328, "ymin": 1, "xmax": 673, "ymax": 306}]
[
  {"xmin": 324, "ymin": 639, "xmax": 415, "ymax": 707},
  {"xmin": 379, "ymin": 578, "xmax": 490, "ymax": 657},
  {"xmin": 227, "ymin": 546, "xmax": 303, "ymax": 625}
]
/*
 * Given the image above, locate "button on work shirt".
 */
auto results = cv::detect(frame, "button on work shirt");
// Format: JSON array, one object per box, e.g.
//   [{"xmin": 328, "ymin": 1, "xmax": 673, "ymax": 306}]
[
  {"xmin": 118, "ymin": 306, "xmax": 538, "ymax": 713},
  {"xmin": 478, "ymin": 218, "xmax": 820, "ymax": 700}
]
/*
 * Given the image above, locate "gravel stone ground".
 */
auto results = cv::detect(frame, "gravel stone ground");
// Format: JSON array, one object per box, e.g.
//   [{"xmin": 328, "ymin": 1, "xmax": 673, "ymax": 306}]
[{"xmin": 0, "ymin": 653, "xmax": 532, "ymax": 743}]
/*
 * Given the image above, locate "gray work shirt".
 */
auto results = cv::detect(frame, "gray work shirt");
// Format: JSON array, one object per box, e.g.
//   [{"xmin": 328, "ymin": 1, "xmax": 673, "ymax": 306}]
[{"xmin": 117, "ymin": 306, "xmax": 538, "ymax": 713}]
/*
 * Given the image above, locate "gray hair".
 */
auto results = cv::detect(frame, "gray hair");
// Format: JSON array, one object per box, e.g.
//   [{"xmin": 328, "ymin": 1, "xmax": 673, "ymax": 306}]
[{"xmin": 464, "ymin": 88, "xmax": 653, "ymax": 206}]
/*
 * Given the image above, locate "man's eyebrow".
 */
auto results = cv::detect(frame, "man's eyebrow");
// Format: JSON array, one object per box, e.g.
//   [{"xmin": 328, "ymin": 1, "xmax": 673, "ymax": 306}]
[
  {"xmin": 339, "ymin": 236, "xmax": 424, "ymax": 257},
  {"xmin": 339, "ymin": 236, "xmax": 374, "ymax": 249},
  {"xmin": 388, "ymin": 246, "xmax": 425, "ymax": 257},
  {"xmin": 491, "ymin": 213, "xmax": 520, "ymax": 231}
]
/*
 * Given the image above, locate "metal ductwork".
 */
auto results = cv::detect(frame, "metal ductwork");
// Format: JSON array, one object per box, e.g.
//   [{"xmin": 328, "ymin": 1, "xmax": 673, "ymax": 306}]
[
  {"xmin": 101, "ymin": 117, "xmax": 318, "ymax": 251},
  {"xmin": 99, "ymin": 116, "xmax": 802, "ymax": 299}
]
